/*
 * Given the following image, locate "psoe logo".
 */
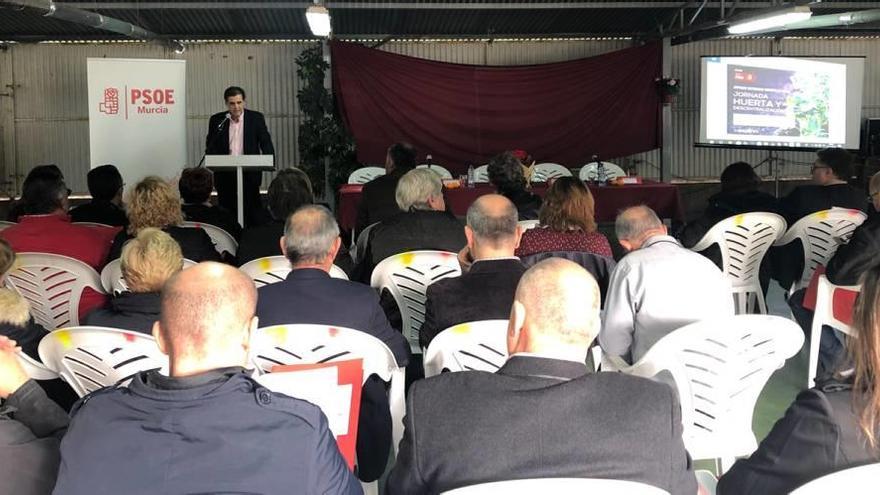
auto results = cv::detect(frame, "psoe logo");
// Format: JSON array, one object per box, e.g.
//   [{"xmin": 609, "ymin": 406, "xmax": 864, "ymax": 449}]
[{"xmin": 98, "ymin": 87, "xmax": 120, "ymax": 115}]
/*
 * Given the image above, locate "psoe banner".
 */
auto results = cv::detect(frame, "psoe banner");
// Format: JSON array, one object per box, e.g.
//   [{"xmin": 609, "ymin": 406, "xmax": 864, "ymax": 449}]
[{"xmin": 87, "ymin": 58, "xmax": 186, "ymax": 187}]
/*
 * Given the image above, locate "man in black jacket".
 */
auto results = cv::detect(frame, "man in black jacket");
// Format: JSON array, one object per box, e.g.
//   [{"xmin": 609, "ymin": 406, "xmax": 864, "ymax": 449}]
[
  {"xmin": 354, "ymin": 142, "xmax": 416, "ymax": 237},
  {"xmin": 419, "ymin": 194, "xmax": 525, "ymax": 349},
  {"xmin": 387, "ymin": 258, "xmax": 696, "ymax": 495},
  {"xmin": 69, "ymin": 164, "xmax": 128, "ymax": 227},
  {"xmin": 205, "ymin": 86, "xmax": 275, "ymax": 227},
  {"xmin": 179, "ymin": 167, "xmax": 242, "ymax": 241}
]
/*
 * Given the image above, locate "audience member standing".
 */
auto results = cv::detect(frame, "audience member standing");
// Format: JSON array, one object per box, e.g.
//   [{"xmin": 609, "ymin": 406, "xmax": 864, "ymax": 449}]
[
  {"xmin": 255, "ymin": 205, "xmax": 408, "ymax": 482},
  {"xmin": 488, "ymin": 151, "xmax": 542, "ymax": 221},
  {"xmin": 69, "ymin": 164, "xmax": 128, "ymax": 228},
  {"xmin": 84, "ymin": 229, "xmax": 183, "ymax": 334},
  {"xmin": 52, "ymin": 263, "xmax": 361, "ymax": 495},
  {"xmin": 108, "ymin": 176, "xmax": 220, "ymax": 263},
  {"xmin": 354, "ymin": 142, "xmax": 417, "ymax": 236},
  {"xmin": 600, "ymin": 206, "xmax": 733, "ymax": 364},
  {"xmin": 419, "ymin": 194, "xmax": 525, "ymax": 349},
  {"xmin": 387, "ymin": 258, "xmax": 696, "ymax": 494},
  {"xmin": 178, "ymin": 167, "xmax": 242, "ymax": 241}
]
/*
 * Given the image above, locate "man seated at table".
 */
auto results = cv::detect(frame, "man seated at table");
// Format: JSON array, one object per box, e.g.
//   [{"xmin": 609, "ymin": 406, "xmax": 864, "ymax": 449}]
[
  {"xmin": 386, "ymin": 258, "xmax": 696, "ymax": 494},
  {"xmin": 419, "ymin": 194, "xmax": 525, "ymax": 349},
  {"xmin": 354, "ymin": 142, "xmax": 417, "ymax": 237},
  {"xmin": 600, "ymin": 205, "xmax": 733, "ymax": 364},
  {"xmin": 255, "ymin": 204, "xmax": 409, "ymax": 482},
  {"xmin": 69, "ymin": 164, "xmax": 128, "ymax": 228},
  {"xmin": 52, "ymin": 262, "xmax": 361, "ymax": 495}
]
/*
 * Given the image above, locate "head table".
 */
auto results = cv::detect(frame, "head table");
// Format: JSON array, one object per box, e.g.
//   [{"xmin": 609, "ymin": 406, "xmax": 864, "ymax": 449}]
[{"xmin": 337, "ymin": 180, "xmax": 684, "ymax": 233}]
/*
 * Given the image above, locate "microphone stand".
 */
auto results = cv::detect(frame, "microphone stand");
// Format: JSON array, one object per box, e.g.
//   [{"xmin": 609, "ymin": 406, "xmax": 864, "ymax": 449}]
[{"xmin": 197, "ymin": 115, "xmax": 231, "ymax": 168}]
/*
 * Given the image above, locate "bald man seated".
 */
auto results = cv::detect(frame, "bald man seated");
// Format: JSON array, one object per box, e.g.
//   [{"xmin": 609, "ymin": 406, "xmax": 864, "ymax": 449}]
[
  {"xmin": 52, "ymin": 263, "xmax": 361, "ymax": 495},
  {"xmin": 386, "ymin": 259, "xmax": 697, "ymax": 495},
  {"xmin": 419, "ymin": 194, "xmax": 526, "ymax": 349}
]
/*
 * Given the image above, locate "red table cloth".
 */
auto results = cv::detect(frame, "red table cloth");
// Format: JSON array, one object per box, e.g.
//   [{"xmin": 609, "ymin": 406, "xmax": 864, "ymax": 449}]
[{"xmin": 337, "ymin": 181, "xmax": 684, "ymax": 233}]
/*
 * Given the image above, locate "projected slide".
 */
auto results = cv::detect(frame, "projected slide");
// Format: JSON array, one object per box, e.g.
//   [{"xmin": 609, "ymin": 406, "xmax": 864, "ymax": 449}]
[{"xmin": 700, "ymin": 56, "xmax": 864, "ymax": 150}]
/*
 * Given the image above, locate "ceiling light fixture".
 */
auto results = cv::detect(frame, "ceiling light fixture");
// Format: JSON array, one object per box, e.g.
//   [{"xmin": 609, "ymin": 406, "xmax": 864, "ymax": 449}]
[
  {"xmin": 306, "ymin": 4, "xmax": 331, "ymax": 37},
  {"xmin": 728, "ymin": 6, "xmax": 813, "ymax": 35}
]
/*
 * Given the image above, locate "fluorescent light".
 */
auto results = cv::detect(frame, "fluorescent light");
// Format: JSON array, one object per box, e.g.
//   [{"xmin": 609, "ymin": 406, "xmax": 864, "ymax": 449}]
[
  {"xmin": 728, "ymin": 7, "xmax": 812, "ymax": 34},
  {"xmin": 306, "ymin": 5, "xmax": 331, "ymax": 37}
]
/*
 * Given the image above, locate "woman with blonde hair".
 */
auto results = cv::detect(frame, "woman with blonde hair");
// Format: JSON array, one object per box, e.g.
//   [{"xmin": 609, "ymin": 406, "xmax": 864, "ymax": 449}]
[
  {"xmin": 108, "ymin": 176, "xmax": 219, "ymax": 262},
  {"xmin": 718, "ymin": 263, "xmax": 880, "ymax": 493},
  {"xmin": 85, "ymin": 228, "xmax": 184, "ymax": 334}
]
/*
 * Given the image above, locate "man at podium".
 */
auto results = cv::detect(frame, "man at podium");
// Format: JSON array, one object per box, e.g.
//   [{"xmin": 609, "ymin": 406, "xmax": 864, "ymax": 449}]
[{"xmin": 205, "ymin": 86, "xmax": 275, "ymax": 227}]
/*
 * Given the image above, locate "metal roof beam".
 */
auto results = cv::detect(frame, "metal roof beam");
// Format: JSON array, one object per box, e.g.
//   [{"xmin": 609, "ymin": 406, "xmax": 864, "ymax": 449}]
[{"xmin": 58, "ymin": 2, "xmax": 880, "ymax": 10}]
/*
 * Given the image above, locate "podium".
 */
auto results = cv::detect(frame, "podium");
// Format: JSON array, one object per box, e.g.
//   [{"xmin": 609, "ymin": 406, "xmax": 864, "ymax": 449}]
[{"xmin": 205, "ymin": 155, "xmax": 274, "ymax": 226}]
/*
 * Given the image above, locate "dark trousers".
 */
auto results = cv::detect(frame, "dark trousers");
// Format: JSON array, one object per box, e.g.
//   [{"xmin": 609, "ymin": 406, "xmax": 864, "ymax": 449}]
[
  {"xmin": 789, "ymin": 289, "xmax": 848, "ymax": 378},
  {"xmin": 213, "ymin": 169, "xmax": 264, "ymax": 228}
]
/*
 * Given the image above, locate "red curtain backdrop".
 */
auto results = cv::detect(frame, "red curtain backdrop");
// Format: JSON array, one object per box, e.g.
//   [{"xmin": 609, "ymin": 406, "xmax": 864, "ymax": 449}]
[{"xmin": 331, "ymin": 40, "xmax": 662, "ymax": 174}]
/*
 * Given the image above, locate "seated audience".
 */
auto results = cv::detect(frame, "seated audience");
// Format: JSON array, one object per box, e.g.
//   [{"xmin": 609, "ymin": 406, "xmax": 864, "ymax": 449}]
[
  {"xmin": 718, "ymin": 263, "xmax": 880, "ymax": 494},
  {"xmin": 354, "ymin": 142, "xmax": 417, "ymax": 236},
  {"xmin": 419, "ymin": 194, "xmax": 525, "ymax": 349},
  {"xmin": 0, "ymin": 336, "xmax": 69, "ymax": 495},
  {"xmin": 0, "ymin": 238, "xmax": 47, "ymax": 360},
  {"xmin": 357, "ymin": 167, "xmax": 466, "ymax": 283},
  {"xmin": 178, "ymin": 167, "xmax": 242, "ymax": 241},
  {"xmin": 772, "ymin": 148, "xmax": 865, "ymax": 290},
  {"xmin": 255, "ymin": 205, "xmax": 408, "ymax": 482},
  {"xmin": 52, "ymin": 263, "xmax": 360, "ymax": 494},
  {"xmin": 0, "ymin": 174, "xmax": 115, "ymax": 317},
  {"xmin": 599, "ymin": 206, "xmax": 733, "ymax": 364},
  {"xmin": 488, "ymin": 151, "xmax": 542, "ymax": 220},
  {"xmin": 237, "ymin": 168, "xmax": 314, "ymax": 265},
  {"xmin": 7, "ymin": 165, "xmax": 63, "ymax": 223},
  {"xmin": 69, "ymin": 164, "xmax": 128, "ymax": 227},
  {"xmin": 108, "ymin": 176, "xmax": 220, "ymax": 263},
  {"xmin": 387, "ymin": 258, "xmax": 696, "ymax": 494},
  {"xmin": 83, "ymin": 229, "xmax": 183, "ymax": 334},
  {"xmin": 515, "ymin": 176, "xmax": 612, "ymax": 258}
]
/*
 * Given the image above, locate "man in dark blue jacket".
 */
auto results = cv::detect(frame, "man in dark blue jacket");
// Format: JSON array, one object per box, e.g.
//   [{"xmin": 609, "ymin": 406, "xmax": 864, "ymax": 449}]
[
  {"xmin": 256, "ymin": 205, "xmax": 409, "ymax": 482},
  {"xmin": 52, "ymin": 262, "xmax": 361, "ymax": 495}
]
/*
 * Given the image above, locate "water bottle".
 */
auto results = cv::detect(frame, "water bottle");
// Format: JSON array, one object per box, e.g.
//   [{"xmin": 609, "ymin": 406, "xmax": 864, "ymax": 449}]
[
  {"xmin": 426, "ymin": 154, "xmax": 433, "ymax": 169},
  {"xmin": 597, "ymin": 161, "xmax": 608, "ymax": 186},
  {"xmin": 467, "ymin": 164, "xmax": 475, "ymax": 188}
]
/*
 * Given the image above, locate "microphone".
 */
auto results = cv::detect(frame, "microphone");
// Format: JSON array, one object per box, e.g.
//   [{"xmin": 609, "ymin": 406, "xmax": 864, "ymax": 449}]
[{"xmin": 217, "ymin": 113, "xmax": 231, "ymax": 131}]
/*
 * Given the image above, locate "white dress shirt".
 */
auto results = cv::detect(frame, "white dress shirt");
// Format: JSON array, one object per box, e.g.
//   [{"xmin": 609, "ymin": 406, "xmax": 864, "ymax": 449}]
[
  {"xmin": 228, "ymin": 116, "xmax": 244, "ymax": 156},
  {"xmin": 599, "ymin": 234, "xmax": 734, "ymax": 364}
]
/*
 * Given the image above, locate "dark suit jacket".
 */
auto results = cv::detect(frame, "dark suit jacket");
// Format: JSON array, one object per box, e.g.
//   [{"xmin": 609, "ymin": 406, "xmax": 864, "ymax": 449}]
[
  {"xmin": 82, "ymin": 292, "xmax": 161, "ymax": 335},
  {"xmin": 718, "ymin": 386, "xmax": 875, "ymax": 495},
  {"xmin": 182, "ymin": 203, "xmax": 242, "ymax": 242},
  {"xmin": 826, "ymin": 214, "xmax": 880, "ymax": 286},
  {"xmin": 420, "ymin": 258, "xmax": 525, "ymax": 349},
  {"xmin": 255, "ymin": 268, "xmax": 410, "ymax": 482},
  {"xmin": 109, "ymin": 226, "xmax": 221, "ymax": 263},
  {"xmin": 237, "ymin": 219, "xmax": 284, "ymax": 265},
  {"xmin": 205, "ymin": 109, "xmax": 274, "ymax": 156},
  {"xmin": 354, "ymin": 168, "xmax": 409, "ymax": 235},
  {"xmin": 69, "ymin": 200, "xmax": 128, "ymax": 228},
  {"xmin": 386, "ymin": 355, "xmax": 696, "ymax": 495}
]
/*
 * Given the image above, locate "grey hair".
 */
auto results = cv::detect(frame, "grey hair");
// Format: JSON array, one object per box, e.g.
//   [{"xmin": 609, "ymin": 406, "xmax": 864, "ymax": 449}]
[
  {"xmin": 615, "ymin": 205, "xmax": 663, "ymax": 242},
  {"xmin": 283, "ymin": 205, "xmax": 340, "ymax": 265},
  {"xmin": 396, "ymin": 168, "xmax": 442, "ymax": 211},
  {"xmin": 466, "ymin": 197, "xmax": 518, "ymax": 244}
]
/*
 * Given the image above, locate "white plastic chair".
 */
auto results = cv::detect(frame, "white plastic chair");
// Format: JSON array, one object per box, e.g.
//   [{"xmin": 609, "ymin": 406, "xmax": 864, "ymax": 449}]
[
  {"xmin": 38, "ymin": 326, "xmax": 168, "ymax": 398},
  {"xmin": 18, "ymin": 352, "xmax": 59, "ymax": 381},
  {"xmin": 416, "ymin": 164, "xmax": 454, "ymax": 180},
  {"xmin": 180, "ymin": 221, "xmax": 238, "ymax": 257},
  {"xmin": 790, "ymin": 463, "xmax": 880, "ymax": 494},
  {"xmin": 442, "ymin": 478, "xmax": 669, "ymax": 495},
  {"xmin": 72, "ymin": 222, "xmax": 115, "ymax": 229},
  {"xmin": 370, "ymin": 250, "xmax": 461, "ymax": 354},
  {"xmin": 579, "ymin": 161, "xmax": 627, "ymax": 181},
  {"xmin": 473, "ymin": 165, "xmax": 489, "ymax": 183},
  {"xmin": 531, "ymin": 163, "xmax": 573, "ymax": 182},
  {"xmin": 239, "ymin": 255, "xmax": 348, "ymax": 287},
  {"xmin": 4, "ymin": 253, "xmax": 106, "ymax": 330},
  {"xmin": 807, "ymin": 274, "xmax": 860, "ymax": 388},
  {"xmin": 0, "ymin": 220, "xmax": 15, "ymax": 231},
  {"xmin": 690, "ymin": 212, "xmax": 786, "ymax": 314},
  {"xmin": 518, "ymin": 220, "xmax": 540, "ymax": 231},
  {"xmin": 604, "ymin": 315, "xmax": 804, "ymax": 473},
  {"xmin": 423, "ymin": 320, "xmax": 509, "ymax": 377},
  {"xmin": 774, "ymin": 208, "xmax": 867, "ymax": 293},
  {"xmin": 100, "ymin": 258, "xmax": 197, "ymax": 295},
  {"xmin": 348, "ymin": 166, "xmax": 386, "ymax": 184}
]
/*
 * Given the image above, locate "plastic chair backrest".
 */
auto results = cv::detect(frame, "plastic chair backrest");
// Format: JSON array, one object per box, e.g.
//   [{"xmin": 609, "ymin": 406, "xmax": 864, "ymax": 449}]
[
  {"xmin": 473, "ymin": 165, "xmax": 489, "ymax": 183},
  {"xmin": 239, "ymin": 256, "xmax": 348, "ymax": 287},
  {"xmin": 775, "ymin": 208, "xmax": 867, "ymax": 291},
  {"xmin": 614, "ymin": 315, "xmax": 804, "ymax": 465},
  {"xmin": 416, "ymin": 164, "xmax": 454, "ymax": 180},
  {"xmin": 370, "ymin": 250, "xmax": 461, "ymax": 353},
  {"xmin": 180, "ymin": 221, "xmax": 238, "ymax": 257},
  {"xmin": 691, "ymin": 212, "xmax": 787, "ymax": 314},
  {"xmin": 352, "ymin": 221, "xmax": 380, "ymax": 265},
  {"xmin": 5, "ymin": 253, "xmax": 105, "ymax": 330},
  {"xmin": 72, "ymin": 222, "xmax": 114, "ymax": 229},
  {"xmin": 531, "ymin": 163, "xmax": 573, "ymax": 182},
  {"xmin": 518, "ymin": 220, "xmax": 540, "ymax": 231},
  {"xmin": 790, "ymin": 463, "xmax": 880, "ymax": 494},
  {"xmin": 101, "ymin": 258, "xmax": 197, "ymax": 294},
  {"xmin": 18, "ymin": 352, "xmax": 59, "ymax": 381},
  {"xmin": 442, "ymin": 478, "xmax": 669, "ymax": 495},
  {"xmin": 807, "ymin": 274, "xmax": 860, "ymax": 388},
  {"xmin": 423, "ymin": 320, "xmax": 509, "ymax": 377},
  {"xmin": 37, "ymin": 326, "xmax": 168, "ymax": 397},
  {"xmin": 348, "ymin": 166, "xmax": 386, "ymax": 184},
  {"xmin": 579, "ymin": 162, "xmax": 627, "ymax": 181},
  {"xmin": 0, "ymin": 220, "xmax": 16, "ymax": 232}
]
